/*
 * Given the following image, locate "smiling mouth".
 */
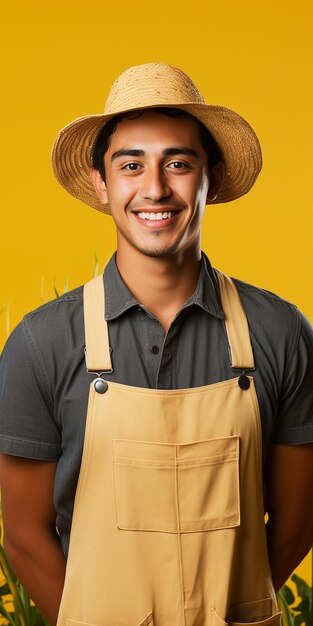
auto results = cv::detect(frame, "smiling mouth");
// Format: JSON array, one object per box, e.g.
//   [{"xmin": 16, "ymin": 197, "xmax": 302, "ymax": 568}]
[
  {"xmin": 136, "ymin": 210, "xmax": 180, "ymax": 221},
  {"xmin": 133, "ymin": 206, "xmax": 181, "ymax": 226}
]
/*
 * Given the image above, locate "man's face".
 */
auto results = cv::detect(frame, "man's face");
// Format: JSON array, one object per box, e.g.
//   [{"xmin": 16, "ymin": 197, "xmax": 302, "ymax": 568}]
[{"xmin": 92, "ymin": 110, "xmax": 214, "ymax": 259}]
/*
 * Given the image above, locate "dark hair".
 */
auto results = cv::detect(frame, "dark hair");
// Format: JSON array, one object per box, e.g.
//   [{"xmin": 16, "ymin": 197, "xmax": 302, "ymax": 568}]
[{"xmin": 92, "ymin": 107, "xmax": 223, "ymax": 183}]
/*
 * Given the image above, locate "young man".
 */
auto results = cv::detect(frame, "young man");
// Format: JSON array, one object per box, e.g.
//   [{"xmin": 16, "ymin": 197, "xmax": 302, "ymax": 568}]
[{"xmin": 0, "ymin": 63, "xmax": 313, "ymax": 626}]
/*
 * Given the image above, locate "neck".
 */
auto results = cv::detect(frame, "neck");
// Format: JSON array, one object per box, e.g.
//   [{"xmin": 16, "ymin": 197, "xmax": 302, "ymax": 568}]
[{"xmin": 115, "ymin": 242, "xmax": 202, "ymax": 332}]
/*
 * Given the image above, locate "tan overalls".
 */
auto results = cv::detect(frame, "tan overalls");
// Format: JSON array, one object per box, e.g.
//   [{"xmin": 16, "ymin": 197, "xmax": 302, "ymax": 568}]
[{"xmin": 56, "ymin": 270, "xmax": 282, "ymax": 626}]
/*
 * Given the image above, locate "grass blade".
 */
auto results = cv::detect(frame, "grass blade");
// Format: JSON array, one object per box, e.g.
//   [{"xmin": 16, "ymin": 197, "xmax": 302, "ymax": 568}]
[
  {"xmin": 277, "ymin": 589, "xmax": 295, "ymax": 626},
  {"xmin": 0, "ymin": 544, "xmax": 27, "ymax": 626}
]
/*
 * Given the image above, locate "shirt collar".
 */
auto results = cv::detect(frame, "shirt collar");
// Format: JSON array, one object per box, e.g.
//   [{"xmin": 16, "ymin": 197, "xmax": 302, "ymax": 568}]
[{"xmin": 103, "ymin": 251, "xmax": 224, "ymax": 321}]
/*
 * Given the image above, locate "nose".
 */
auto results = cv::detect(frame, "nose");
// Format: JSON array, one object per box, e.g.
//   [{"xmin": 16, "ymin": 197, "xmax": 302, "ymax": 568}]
[{"xmin": 140, "ymin": 165, "xmax": 171, "ymax": 201}]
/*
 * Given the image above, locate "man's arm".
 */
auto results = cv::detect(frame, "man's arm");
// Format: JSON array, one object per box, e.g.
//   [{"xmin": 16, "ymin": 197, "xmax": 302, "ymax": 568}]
[
  {"xmin": 0, "ymin": 454, "xmax": 66, "ymax": 626},
  {"xmin": 265, "ymin": 442, "xmax": 313, "ymax": 591}
]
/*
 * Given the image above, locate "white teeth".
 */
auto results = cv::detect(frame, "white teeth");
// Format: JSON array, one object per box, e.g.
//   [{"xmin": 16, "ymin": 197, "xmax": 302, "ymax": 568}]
[{"xmin": 136, "ymin": 211, "xmax": 175, "ymax": 220}]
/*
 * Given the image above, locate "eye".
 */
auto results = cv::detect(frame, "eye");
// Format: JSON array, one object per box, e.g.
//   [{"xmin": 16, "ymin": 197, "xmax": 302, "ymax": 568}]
[
  {"xmin": 167, "ymin": 161, "xmax": 189, "ymax": 169},
  {"xmin": 122, "ymin": 162, "xmax": 141, "ymax": 171}
]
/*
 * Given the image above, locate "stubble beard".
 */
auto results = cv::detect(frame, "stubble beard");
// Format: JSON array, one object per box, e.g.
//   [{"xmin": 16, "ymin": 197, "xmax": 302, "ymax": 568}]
[
  {"xmin": 134, "ymin": 232, "xmax": 183, "ymax": 259},
  {"xmin": 135, "ymin": 242, "xmax": 179, "ymax": 259}
]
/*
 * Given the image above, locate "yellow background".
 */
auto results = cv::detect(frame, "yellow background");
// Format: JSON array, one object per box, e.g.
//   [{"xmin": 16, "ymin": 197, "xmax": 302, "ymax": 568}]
[{"xmin": 0, "ymin": 0, "xmax": 312, "ymax": 587}]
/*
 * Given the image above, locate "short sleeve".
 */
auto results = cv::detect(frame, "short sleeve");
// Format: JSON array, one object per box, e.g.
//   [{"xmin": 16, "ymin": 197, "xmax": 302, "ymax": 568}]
[
  {"xmin": 272, "ymin": 310, "xmax": 313, "ymax": 444},
  {"xmin": 0, "ymin": 318, "xmax": 61, "ymax": 460}
]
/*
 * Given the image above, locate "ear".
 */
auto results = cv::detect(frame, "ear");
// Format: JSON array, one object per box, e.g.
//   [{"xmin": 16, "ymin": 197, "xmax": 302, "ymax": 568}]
[
  {"xmin": 90, "ymin": 168, "xmax": 108, "ymax": 205},
  {"xmin": 206, "ymin": 161, "xmax": 225, "ymax": 203}
]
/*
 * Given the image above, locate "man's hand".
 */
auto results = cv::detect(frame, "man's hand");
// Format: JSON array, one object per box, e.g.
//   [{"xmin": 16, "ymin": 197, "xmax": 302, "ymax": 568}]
[
  {"xmin": 0, "ymin": 454, "xmax": 66, "ymax": 626},
  {"xmin": 265, "ymin": 442, "xmax": 313, "ymax": 591}
]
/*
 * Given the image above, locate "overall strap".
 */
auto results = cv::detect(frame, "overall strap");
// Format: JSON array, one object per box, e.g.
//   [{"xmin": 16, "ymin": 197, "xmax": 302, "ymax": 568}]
[
  {"xmin": 83, "ymin": 269, "xmax": 254, "ymax": 373},
  {"xmin": 215, "ymin": 269, "xmax": 254, "ymax": 370},
  {"xmin": 83, "ymin": 274, "xmax": 112, "ymax": 373}
]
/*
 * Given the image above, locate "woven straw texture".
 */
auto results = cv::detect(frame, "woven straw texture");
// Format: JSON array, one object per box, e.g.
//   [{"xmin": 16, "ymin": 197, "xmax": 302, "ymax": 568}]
[{"xmin": 51, "ymin": 63, "xmax": 262, "ymax": 214}]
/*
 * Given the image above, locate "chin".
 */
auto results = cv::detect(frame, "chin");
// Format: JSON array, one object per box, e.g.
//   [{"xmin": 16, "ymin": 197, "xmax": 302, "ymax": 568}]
[{"xmin": 135, "ymin": 244, "xmax": 179, "ymax": 259}]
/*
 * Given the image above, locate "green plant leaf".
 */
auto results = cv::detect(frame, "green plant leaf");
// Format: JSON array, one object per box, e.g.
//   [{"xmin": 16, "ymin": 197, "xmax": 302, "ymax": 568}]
[
  {"xmin": 29, "ymin": 604, "xmax": 38, "ymax": 626},
  {"xmin": 277, "ymin": 589, "xmax": 295, "ymax": 626},
  {"xmin": 0, "ymin": 603, "xmax": 16, "ymax": 626},
  {"xmin": 0, "ymin": 544, "xmax": 28, "ymax": 626},
  {"xmin": 291, "ymin": 574, "xmax": 310, "ymax": 601},
  {"xmin": 93, "ymin": 254, "xmax": 99, "ymax": 278},
  {"xmin": 281, "ymin": 584, "xmax": 296, "ymax": 606},
  {"xmin": 0, "ymin": 581, "xmax": 11, "ymax": 595},
  {"xmin": 293, "ymin": 598, "xmax": 309, "ymax": 611},
  {"xmin": 18, "ymin": 585, "xmax": 31, "ymax": 625},
  {"xmin": 32, "ymin": 605, "xmax": 49, "ymax": 626}
]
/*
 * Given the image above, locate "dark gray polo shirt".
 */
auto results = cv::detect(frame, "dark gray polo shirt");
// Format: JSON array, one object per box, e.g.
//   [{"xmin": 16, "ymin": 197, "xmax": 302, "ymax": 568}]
[{"xmin": 0, "ymin": 251, "xmax": 313, "ymax": 558}]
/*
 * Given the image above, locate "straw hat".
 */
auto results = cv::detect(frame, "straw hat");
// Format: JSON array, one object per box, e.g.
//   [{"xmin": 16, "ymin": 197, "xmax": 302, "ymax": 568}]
[{"xmin": 52, "ymin": 63, "xmax": 262, "ymax": 214}]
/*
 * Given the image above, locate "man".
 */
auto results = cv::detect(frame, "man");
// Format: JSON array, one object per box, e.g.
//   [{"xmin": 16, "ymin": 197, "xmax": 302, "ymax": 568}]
[{"xmin": 0, "ymin": 63, "xmax": 313, "ymax": 626}]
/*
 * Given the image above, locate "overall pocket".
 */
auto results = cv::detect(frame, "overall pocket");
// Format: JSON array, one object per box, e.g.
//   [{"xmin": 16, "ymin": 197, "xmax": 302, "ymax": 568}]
[
  {"xmin": 112, "ymin": 436, "xmax": 240, "ymax": 533},
  {"xmin": 226, "ymin": 597, "xmax": 282, "ymax": 625},
  {"xmin": 67, "ymin": 611, "xmax": 154, "ymax": 626}
]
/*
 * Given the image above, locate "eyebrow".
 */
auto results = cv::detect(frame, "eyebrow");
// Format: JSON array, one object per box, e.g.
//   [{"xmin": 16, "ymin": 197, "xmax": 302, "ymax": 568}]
[{"xmin": 111, "ymin": 147, "xmax": 200, "ymax": 161}]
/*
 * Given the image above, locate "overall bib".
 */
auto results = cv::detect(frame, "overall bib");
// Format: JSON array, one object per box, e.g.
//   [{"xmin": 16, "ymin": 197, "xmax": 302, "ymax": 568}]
[{"xmin": 56, "ymin": 270, "xmax": 282, "ymax": 626}]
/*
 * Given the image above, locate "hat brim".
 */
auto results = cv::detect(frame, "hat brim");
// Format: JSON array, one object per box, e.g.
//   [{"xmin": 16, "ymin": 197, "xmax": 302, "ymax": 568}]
[{"xmin": 51, "ymin": 102, "xmax": 262, "ymax": 215}]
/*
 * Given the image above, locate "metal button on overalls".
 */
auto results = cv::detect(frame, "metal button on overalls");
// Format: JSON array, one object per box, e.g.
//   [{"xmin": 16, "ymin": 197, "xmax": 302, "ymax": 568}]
[
  {"xmin": 94, "ymin": 378, "xmax": 108, "ymax": 394},
  {"xmin": 56, "ymin": 270, "xmax": 282, "ymax": 626}
]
